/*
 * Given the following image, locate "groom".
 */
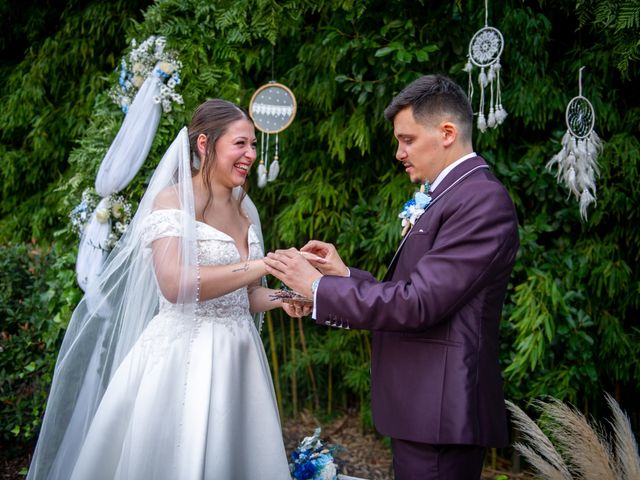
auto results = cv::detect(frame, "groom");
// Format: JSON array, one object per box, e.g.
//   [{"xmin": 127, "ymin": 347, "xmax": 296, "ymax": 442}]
[{"xmin": 265, "ymin": 74, "xmax": 519, "ymax": 479}]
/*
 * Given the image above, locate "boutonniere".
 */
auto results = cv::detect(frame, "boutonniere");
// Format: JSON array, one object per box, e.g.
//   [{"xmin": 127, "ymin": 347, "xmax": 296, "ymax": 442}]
[{"xmin": 399, "ymin": 182, "xmax": 431, "ymax": 237}]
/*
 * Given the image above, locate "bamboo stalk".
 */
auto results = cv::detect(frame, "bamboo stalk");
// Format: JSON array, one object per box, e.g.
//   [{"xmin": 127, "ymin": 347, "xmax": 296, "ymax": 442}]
[
  {"xmin": 297, "ymin": 317, "xmax": 319, "ymax": 411},
  {"xmin": 290, "ymin": 318, "xmax": 298, "ymax": 416},
  {"xmin": 327, "ymin": 363, "xmax": 332, "ymax": 416},
  {"xmin": 364, "ymin": 330, "xmax": 371, "ymax": 360},
  {"xmin": 265, "ymin": 311, "xmax": 282, "ymax": 415},
  {"xmin": 280, "ymin": 315, "xmax": 287, "ymax": 365}
]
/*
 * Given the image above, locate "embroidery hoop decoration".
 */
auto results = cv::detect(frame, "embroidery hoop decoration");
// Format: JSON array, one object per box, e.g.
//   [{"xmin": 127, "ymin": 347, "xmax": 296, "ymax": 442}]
[
  {"xmin": 249, "ymin": 81, "xmax": 297, "ymax": 187},
  {"xmin": 546, "ymin": 66, "xmax": 602, "ymax": 221},
  {"xmin": 464, "ymin": 0, "xmax": 507, "ymax": 132},
  {"xmin": 469, "ymin": 27, "xmax": 504, "ymax": 69}
]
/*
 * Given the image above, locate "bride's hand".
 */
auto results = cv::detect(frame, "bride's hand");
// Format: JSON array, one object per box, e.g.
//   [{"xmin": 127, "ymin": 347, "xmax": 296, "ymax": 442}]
[
  {"xmin": 300, "ymin": 241, "xmax": 349, "ymax": 277},
  {"xmin": 281, "ymin": 300, "xmax": 312, "ymax": 318}
]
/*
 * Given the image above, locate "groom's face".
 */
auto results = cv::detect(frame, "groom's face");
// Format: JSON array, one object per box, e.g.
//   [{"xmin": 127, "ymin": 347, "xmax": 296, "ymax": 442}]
[{"xmin": 392, "ymin": 107, "xmax": 446, "ymax": 185}]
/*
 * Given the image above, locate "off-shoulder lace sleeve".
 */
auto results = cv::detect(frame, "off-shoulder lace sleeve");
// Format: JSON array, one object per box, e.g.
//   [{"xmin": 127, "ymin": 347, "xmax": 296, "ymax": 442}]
[{"xmin": 140, "ymin": 209, "xmax": 184, "ymax": 248}]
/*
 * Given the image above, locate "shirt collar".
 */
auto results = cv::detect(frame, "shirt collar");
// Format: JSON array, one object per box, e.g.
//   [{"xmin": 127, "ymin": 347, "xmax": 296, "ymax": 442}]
[{"xmin": 429, "ymin": 152, "xmax": 477, "ymax": 192}]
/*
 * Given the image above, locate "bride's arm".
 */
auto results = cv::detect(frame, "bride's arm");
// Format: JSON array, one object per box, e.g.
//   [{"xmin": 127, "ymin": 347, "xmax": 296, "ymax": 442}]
[
  {"xmin": 151, "ymin": 236, "xmax": 267, "ymax": 303},
  {"xmin": 248, "ymin": 283, "xmax": 313, "ymax": 317},
  {"xmin": 248, "ymin": 283, "xmax": 282, "ymax": 314}
]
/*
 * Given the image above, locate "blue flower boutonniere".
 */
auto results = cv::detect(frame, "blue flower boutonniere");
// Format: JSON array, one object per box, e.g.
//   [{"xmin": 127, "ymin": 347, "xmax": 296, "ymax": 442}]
[{"xmin": 399, "ymin": 182, "xmax": 431, "ymax": 236}]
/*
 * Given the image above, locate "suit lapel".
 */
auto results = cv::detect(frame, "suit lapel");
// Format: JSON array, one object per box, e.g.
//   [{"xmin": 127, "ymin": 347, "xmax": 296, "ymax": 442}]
[{"xmin": 384, "ymin": 156, "xmax": 488, "ymax": 279}]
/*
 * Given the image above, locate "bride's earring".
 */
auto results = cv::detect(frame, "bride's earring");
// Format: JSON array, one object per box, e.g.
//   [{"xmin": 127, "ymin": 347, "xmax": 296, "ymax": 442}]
[{"xmin": 192, "ymin": 153, "xmax": 201, "ymax": 170}]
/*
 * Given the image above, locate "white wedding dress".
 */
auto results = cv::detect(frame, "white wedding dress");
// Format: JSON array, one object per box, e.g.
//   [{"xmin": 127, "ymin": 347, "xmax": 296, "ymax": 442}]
[{"xmin": 68, "ymin": 209, "xmax": 291, "ymax": 479}]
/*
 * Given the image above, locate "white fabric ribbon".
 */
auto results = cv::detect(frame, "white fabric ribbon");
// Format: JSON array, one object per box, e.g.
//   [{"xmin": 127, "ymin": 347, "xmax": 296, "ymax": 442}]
[
  {"xmin": 76, "ymin": 197, "xmax": 111, "ymax": 291},
  {"xmin": 78, "ymin": 65, "xmax": 165, "ymax": 290},
  {"xmin": 95, "ymin": 71, "xmax": 163, "ymax": 197}
]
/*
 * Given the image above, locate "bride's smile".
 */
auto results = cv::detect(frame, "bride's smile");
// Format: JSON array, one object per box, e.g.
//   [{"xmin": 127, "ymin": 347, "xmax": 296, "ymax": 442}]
[{"xmin": 211, "ymin": 119, "xmax": 257, "ymax": 186}]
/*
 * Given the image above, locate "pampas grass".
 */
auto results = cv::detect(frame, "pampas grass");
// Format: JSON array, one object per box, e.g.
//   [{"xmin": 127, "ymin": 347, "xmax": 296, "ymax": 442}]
[
  {"xmin": 606, "ymin": 393, "xmax": 640, "ymax": 480},
  {"xmin": 506, "ymin": 395, "xmax": 640, "ymax": 480},
  {"xmin": 507, "ymin": 400, "xmax": 572, "ymax": 480}
]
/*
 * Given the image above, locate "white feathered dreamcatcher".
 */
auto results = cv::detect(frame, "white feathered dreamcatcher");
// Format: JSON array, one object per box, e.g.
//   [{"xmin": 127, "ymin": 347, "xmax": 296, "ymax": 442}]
[
  {"xmin": 463, "ymin": 0, "xmax": 507, "ymax": 132},
  {"xmin": 546, "ymin": 67, "xmax": 602, "ymax": 220},
  {"xmin": 249, "ymin": 81, "xmax": 297, "ymax": 188}
]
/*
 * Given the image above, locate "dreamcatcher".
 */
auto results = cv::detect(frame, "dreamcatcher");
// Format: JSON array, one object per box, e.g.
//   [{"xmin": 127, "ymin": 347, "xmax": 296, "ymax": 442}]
[
  {"xmin": 546, "ymin": 66, "xmax": 602, "ymax": 220},
  {"xmin": 249, "ymin": 82, "xmax": 297, "ymax": 188},
  {"xmin": 463, "ymin": 0, "xmax": 507, "ymax": 132}
]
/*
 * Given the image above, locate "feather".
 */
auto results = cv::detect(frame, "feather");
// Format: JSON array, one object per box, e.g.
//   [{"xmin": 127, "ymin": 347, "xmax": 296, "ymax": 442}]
[
  {"xmin": 257, "ymin": 162, "xmax": 267, "ymax": 188},
  {"xmin": 488, "ymin": 67, "xmax": 496, "ymax": 82},
  {"xmin": 548, "ymin": 128, "xmax": 601, "ymax": 219},
  {"xmin": 579, "ymin": 189, "xmax": 596, "ymax": 220},
  {"xmin": 267, "ymin": 159, "xmax": 279, "ymax": 182},
  {"xmin": 479, "ymin": 69, "xmax": 488, "ymax": 88}
]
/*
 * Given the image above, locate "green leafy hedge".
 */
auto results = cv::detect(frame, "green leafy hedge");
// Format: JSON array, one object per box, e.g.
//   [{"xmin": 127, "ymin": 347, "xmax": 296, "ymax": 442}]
[
  {"xmin": 0, "ymin": 243, "xmax": 79, "ymax": 451},
  {"xmin": 1, "ymin": 0, "xmax": 639, "ymax": 452}
]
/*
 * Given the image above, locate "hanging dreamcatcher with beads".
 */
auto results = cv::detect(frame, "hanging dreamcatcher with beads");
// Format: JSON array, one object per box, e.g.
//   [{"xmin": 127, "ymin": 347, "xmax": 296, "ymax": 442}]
[
  {"xmin": 546, "ymin": 67, "xmax": 602, "ymax": 221},
  {"xmin": 249, "ymin": 81, "xmax": 297, "ymax": 188},
  {"xmin": 463, "ymin": 0, "xmax": 507, "ymax": 132}
]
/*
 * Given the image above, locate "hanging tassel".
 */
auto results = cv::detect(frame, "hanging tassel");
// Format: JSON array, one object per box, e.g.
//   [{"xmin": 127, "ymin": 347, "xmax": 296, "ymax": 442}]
[
  {"xmin": 465, "ymin": 58, "xmax": 474, "ymax": 103},
  {"xmin": 477, "ymin": 67, "xmax": 488, "ymax": 132},
  {"xmin": 492, "ymin": 58, "xmax": 506, "ymax": 126},
  {"xmin": 487, "ymin": 67, "xmax": 496, "ymax": 129},
  {"xmin": 477, "ymin": 112, "xmax": 487, "ymax": 132},
  {"xmin": 478, "ymin": 67, "xmax": 488, "ymax": 88},
  {"xmin": 268, "ymin": 133, "xmax": 280, "ymax": 182},
  {"xmin": 257, "ymin": 131, "xmax": 268, "ymax": 188},
  {"xmin": 487, "ymin": 107, "xmax": 496, "ymax": 128},
  {"xmin": 487, "ymin": 64, "xmax": 496, "ymax": 83},
  {"xmin": 268, "ymin": 156, "xmax": 280, "ymax": 182}
]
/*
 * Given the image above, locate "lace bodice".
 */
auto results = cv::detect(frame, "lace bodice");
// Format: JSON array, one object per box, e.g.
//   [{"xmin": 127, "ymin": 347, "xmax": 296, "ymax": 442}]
[{"xmin": 141, "ymin": 209, "xmax": 263, "ymax": 322}]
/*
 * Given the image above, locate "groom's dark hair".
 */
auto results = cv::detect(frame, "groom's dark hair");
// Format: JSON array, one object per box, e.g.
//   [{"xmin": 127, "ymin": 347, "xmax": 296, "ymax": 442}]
[{"xmin": 384, "ymin": 74, "xmax": 473, "ymax": 143}]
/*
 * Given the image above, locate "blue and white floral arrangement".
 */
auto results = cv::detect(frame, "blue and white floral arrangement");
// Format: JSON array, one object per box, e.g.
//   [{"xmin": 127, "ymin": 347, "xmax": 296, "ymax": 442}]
[
  {"xmin": 109, "ymin": 35, "xmax": 183, "ymax": 114},
  {"xmin": 290, "ymin": 428, "xmax": 339, "ymax": 480},
  {"xmin": 399, "ymin": 182, "xmax": 431, "ymax": 236},
  {"xmin": 70, "ymin": 188, "xmax": 132, "ymax": 251},
  {"xmin": 70, "ymin": 189, "xmax": 98, "ymax": 236}
]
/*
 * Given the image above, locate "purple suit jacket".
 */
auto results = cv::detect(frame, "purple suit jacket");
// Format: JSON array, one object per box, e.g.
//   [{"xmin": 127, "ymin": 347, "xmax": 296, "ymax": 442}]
[{"xmin": 315, "ymin": 156, "xmax": 519, "ymax": 447}]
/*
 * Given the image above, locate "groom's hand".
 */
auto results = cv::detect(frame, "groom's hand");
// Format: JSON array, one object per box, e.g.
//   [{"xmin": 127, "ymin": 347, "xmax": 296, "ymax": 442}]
[
  {"xmin": 264, "ymin": 248, "xmax": 322, "ymax": 299},
  {"xmin": 301, "ymin": 241, "xmax": 349, "ymax": 277}
]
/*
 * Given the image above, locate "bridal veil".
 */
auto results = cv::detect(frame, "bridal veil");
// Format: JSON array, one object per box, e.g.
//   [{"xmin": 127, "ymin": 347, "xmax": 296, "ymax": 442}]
[{"xmin": 27, "ymin": 125, "xmax": 264, "ymax": 479}]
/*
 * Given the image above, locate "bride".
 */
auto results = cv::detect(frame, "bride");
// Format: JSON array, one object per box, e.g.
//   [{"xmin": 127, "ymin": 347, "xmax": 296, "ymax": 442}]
[{"xmin": 27, "ymin": 99, "xmax": 308, "ymax": 479}]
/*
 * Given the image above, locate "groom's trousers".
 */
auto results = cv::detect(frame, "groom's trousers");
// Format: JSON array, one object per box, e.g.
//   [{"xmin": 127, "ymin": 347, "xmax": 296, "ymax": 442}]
[{"xmin": 391, "ymin": 437, "xmax": 486, "ymax": 480}]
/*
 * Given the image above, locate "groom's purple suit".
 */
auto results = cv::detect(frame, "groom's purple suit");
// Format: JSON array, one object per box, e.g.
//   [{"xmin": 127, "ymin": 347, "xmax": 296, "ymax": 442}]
[{"xmin": 314, "ymin": 156, "xmax": 518, "ymax": 448}]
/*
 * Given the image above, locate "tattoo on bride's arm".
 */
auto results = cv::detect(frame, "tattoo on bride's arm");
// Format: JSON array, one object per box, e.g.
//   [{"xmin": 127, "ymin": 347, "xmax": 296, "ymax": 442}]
[{"xmin": 232, "ymin": 260, "xmax": 250, "ymax": 272}]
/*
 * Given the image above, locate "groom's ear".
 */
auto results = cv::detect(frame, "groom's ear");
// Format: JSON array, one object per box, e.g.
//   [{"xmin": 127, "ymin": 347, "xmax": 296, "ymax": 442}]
[{"xmin": 440, "ymin": 121, "xmax": 457, "ymax": 147}]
